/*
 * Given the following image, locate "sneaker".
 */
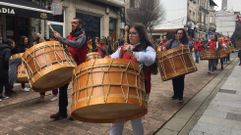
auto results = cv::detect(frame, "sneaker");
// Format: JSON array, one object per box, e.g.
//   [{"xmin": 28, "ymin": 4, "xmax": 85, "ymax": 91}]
[
  {"xmin": 0, "ymin": 95, "xmax": 9, "ymax": 100},
  {"xmin": 0, "ymin": 99, "xmax": 2, "ymax": 102},
  {"xmin": 23, "ymin": 87, "xmax": 30, "ymax": 92},
  {"xmin": 50, "ymin": 95, "xmax": 58, "ymax": 102}
]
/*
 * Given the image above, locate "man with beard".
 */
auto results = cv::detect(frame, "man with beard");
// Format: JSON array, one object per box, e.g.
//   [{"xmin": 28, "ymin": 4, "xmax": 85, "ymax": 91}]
[{"xmin": 51, "ymin": 18, "xmax": 88, "ymax": 120}]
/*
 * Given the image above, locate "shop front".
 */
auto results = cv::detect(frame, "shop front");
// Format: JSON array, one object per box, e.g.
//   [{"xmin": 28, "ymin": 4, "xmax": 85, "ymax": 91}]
[{"xmin": 0, "ymin": 1, "xmax": 63, "ymax": 45}]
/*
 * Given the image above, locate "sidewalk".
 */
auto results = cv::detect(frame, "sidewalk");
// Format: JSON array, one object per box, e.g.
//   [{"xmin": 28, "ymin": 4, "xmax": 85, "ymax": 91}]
[{"xmin": 189, "ymin": 62, "xmax": 241, "ymax": 135}]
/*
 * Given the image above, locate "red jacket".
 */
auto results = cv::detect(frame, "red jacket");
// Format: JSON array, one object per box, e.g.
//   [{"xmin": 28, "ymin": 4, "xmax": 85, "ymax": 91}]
[
  {"xmin": 208, "ymin": 40, "xmax": 217, "ymax": 50},
  {"xmin": 193, "ymin": 41, "xmax": 202, "ymax": 51},
  {"xmin": 159, "ymin": 40, "xmax": 167, "ymax": 46},
  {"xmin": 97, "ymin": 43, "xmax": 107, "ymax": 58},
  {"xmin": 121, "ymin": 48, "xmax": 152, "ymax": 94},
  {"xmin": 67, "ymin": 35, "xmax": 88, "ymax": 65}
]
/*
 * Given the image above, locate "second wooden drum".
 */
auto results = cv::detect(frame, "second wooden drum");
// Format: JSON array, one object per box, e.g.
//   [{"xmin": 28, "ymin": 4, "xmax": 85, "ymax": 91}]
[
  {"xmin": 22, "ymin": 41, "xmax": 76, "ymax": 92},
  {"xmin": 158, "ymin": 46, "xmax": 197, "ymax": 81}
]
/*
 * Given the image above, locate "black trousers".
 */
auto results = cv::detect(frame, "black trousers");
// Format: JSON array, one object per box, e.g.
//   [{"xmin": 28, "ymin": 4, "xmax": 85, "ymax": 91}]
[
  {"xmin": 172, "ymin": 75, "xmax": 185, "ymax": 99},
  {"xmin": 58, "ymin": 83, "xmax": 69, "ymax": 115},
  {"xmin": 0, "ymin": 73, "xmax": 11, "ymax": 95}
]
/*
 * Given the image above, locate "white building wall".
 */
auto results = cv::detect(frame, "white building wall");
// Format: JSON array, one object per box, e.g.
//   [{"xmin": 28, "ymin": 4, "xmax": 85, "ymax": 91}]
[{"xmin": 215, "ymin": 10, "xmax": 236, "ymax": 36}]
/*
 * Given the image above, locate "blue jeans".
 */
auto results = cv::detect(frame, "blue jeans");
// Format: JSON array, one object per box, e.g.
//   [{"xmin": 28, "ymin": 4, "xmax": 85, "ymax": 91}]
[
  {"xmin": 208, "ymin": 59, "xmax": 216, "ymax": 72},
  {"xmin": 194, "ymin": 51, "xmax": 200, "ymax": 63},
  {"xmin": 110, "ymin": 118, "xmax": 144, "ymax": 135}
]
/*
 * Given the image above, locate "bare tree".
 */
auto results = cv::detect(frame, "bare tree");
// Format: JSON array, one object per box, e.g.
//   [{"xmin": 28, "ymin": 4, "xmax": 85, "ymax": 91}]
[{"xmin": 126, "ymin": 0, "xmax": 165, "ymax": 29}]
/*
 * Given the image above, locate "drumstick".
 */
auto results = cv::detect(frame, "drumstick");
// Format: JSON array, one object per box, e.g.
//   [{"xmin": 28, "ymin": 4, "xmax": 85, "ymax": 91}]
[{"xmin": 47, "ymin": 22, "xmax": 55, "ymax": 33}]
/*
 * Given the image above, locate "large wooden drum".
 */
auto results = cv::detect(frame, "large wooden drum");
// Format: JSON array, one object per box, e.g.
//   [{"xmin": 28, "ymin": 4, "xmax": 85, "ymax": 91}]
[
  {"xmin": 157, "ymin": 46, "xmax": 197, "ymax": 81},
  {"xmin": 218, "ymin": 49, "xmax": 227, "ymax": 58},
  {"xmin": 200, "ymin": 50, "xmax": 218, "ymax": 60},
  {"xmin": 11, "ymin": 53, "xmax": 28, "ymax": 83},
  {"xmin": 22, "ymin": 41, "xmax": 76, "ymax": 92},
  {"xmin": 71, "ymin": 58, "xmax": 147, "ymax": 123}
]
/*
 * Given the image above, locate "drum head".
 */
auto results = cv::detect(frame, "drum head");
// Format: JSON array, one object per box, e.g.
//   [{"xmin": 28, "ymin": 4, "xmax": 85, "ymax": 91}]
[
  {"xmin": 71, "ymin": 103, "xmax": 147, "ymax": 123},
  {"xmin": 32, "ymin": 67, "xmax": 73, "ymax": 91}
]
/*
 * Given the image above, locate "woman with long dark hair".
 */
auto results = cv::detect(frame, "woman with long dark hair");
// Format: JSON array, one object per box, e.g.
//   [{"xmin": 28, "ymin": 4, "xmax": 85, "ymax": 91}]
[
  {"xmin": 110, "ymin": 23, "xmax": 156, "ymax": 135},
  {"xmin": 165, "ymin": 28, "xmax": 189, "ymax": 103}
]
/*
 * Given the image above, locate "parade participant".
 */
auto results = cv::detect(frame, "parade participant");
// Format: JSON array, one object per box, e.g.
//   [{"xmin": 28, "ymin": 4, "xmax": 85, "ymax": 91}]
[
  {"xmin": 207, "ymin": 34, "xmax": 218, "ymax": 73},
  {"xmin": 51, "ymin": 18, "xmax": 88, "ymax": 120},
  {"xmin": 238, "ymin": 49, "xmax": 241, "ymax": 66},
  {"xmin": 32, "ymin": 33, "xmax": 58, "ymax": 102},
  {"xmin": 0, "ymin": 39, "xmax": 14, "ymax": 100},
  {"xmin": 95, "ymin": 37, "xmax": 107, "ymax": 58},
  {"xmin": 193, "ymin": 38, "xmax": 202, "ymax": 63},
  {"xmin": 10, "ymin": 36, "xmax": 30, "ymax": 92},
  {"xmin": 224, "ymin": 36, "xmax": 231, "ymax": 62},
  {"xmin": 217, "ymin": 37, "xmax": 226, "ymax": 70},
  {"xmin": 164, "ymin": 28, "xmax": 188, "ymax": 103},
  {"xmin": 109, "ymin": 23, "xmax": 156, "ymax": 135},
  {"xmin": 159, "ymin": 35, "xmax": 168, "ymax": 46}
]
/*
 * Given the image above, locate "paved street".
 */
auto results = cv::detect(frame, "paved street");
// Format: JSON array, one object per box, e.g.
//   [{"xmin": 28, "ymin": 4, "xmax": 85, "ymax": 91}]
[{"xmin": 0, "ymin": 56, "xmax": 234, "ymax": 135}]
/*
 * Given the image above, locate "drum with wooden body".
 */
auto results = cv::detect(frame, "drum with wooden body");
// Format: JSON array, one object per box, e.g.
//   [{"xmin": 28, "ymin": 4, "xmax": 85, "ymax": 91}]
[
  {"xmin": 71, "ymin": 58, "xmax": 147, "ymax": 123},
  {"xmin": 157, "ymin": 46, "xmax": 197, "ymax": 81},
  {"xmin": 218, "ymin": 49, "xmax": 227, "ymax": 58},
  {"xmin": 86, "ymin": 52, "xmax": 101, "ymax": 61},
  {"xmin": 22, "ymin": 41, "xmax": 76, "ymax": 92},
  {"xmin": 11, "ymin": 53, "xmax": 28, "ymax": 83},
  {"xmin": 200, "ymin": 50, "xmax": 218, "ymax": 60}
]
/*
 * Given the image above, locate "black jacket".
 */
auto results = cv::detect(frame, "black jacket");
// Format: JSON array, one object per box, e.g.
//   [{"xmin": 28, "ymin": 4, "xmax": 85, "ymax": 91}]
[
  {"xmin": 238, "ymin": 50, "xmax": 241, "ymax": 58},
  {"xmin": 0, "ymin": 44, "xmax": 11, "ymax": 78}
]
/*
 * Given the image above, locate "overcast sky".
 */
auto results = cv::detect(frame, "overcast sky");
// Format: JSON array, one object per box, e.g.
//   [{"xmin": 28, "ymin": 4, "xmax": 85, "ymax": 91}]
[{"xmin": 213, "ymin": 0, "xmax": 241, "ymax": 11}]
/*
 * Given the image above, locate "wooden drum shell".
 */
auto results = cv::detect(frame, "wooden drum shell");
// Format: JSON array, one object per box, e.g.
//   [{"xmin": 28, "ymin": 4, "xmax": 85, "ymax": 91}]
[
  {"xmin": 200, "ymin": 50, "xmax": 218, "ymax": 60},
  {"xmin": 71, "ymin": 58, "xmax": 147, "ymax": 123},
  {"xmin": 157, "ymin": 46, "xmax": 197, "ymax": 81},
  {"xmin": 11, "ymin": 53, "xmax": 28, "ymax": 83},
  {"xmin": 22, "ymin": 41, "xmax": 76, "ymax": 92}
]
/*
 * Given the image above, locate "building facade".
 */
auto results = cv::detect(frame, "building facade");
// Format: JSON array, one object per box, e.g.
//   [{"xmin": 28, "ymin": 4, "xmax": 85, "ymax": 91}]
[
  {"xmin": 151, "ymin": 0, "xmax": 217, "ymax": 40},
  {"xmin": 0, "ymin": 0, "xmax": 125, "ymax": 45},
  {"xmin": 0, "ymin": 0, "xmax": 62, "ymax": 45},
  {"xmin": 63, "ymin": 0, "xmax": 125, "ymax": 40}
]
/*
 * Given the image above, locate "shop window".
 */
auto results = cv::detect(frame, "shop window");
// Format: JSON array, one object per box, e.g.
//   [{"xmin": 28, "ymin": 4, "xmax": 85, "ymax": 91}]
[{"xmin": 76, "ymin": 12, "xmax": 100, "ymax": 39}]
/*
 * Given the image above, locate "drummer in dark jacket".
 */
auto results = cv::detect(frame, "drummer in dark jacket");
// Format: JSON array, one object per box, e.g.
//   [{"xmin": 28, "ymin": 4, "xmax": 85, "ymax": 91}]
[
  {"xmin": 164, "ymin": 28, "xmax": 189, "ymax": 103},
  {"xmin": 51, "ymin": 17, "xmax": 88, "ymax": 120},
  {"xmin": 0, "ymin": 39, "xmax": 15, "ymax": 100}
]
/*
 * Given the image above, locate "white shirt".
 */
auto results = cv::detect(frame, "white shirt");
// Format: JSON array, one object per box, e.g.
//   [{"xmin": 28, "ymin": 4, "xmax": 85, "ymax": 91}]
[{"xmin": 110, "ymin": 46, "xmax": 156, "ymax": 67}]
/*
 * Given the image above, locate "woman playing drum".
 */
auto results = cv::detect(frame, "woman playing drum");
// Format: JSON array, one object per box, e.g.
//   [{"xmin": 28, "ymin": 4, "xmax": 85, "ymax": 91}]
[
  {"xmin": 164, "ymin": 28, "xmax": 189, "ymax": 103},
  {"xmin": 109, "ymin": 23, "xmax": 156, "ymax": 135}
]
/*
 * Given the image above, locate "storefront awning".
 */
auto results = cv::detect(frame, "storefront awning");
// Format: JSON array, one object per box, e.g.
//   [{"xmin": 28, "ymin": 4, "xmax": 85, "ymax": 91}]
[{"xmin": 0, "ymin": 1, "xmax": 56, "ymax": 20}]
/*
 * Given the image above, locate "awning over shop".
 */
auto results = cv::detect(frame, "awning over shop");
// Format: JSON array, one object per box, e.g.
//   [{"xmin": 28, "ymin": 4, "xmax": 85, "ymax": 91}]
[{"xmin": 0, "ymin": 0, "xmax": 58, "ymax": 21}]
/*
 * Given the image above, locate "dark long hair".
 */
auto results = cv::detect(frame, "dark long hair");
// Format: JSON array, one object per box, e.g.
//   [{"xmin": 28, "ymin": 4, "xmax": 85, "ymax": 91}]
[
  {"xmin": 20, "ymin": 36, "xmax": 28, "ymax": 45},
  {"xmin": 129, "ymin": 23, "xmax": 153, "ymax": 51},
  {"xmin": 175, "ymin": 28, "xmax": 188, "ymax": 45}
]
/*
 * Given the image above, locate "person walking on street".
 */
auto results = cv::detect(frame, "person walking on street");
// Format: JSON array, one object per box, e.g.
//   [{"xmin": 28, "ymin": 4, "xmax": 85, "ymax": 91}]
[
  {"xmin": 164, "ymin": 28, "xmax": 189, "ymax": 103},
  {"xmin": 109, "ymin": 23, "xmax": 156, "ymax": 135},
  {"xmin": 51, "ymin": 17, "xmax": 88, "ymax": 120},
  {"xmin": 0, "ymin": 39, "xmax": 14, "ymax": 100}
]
